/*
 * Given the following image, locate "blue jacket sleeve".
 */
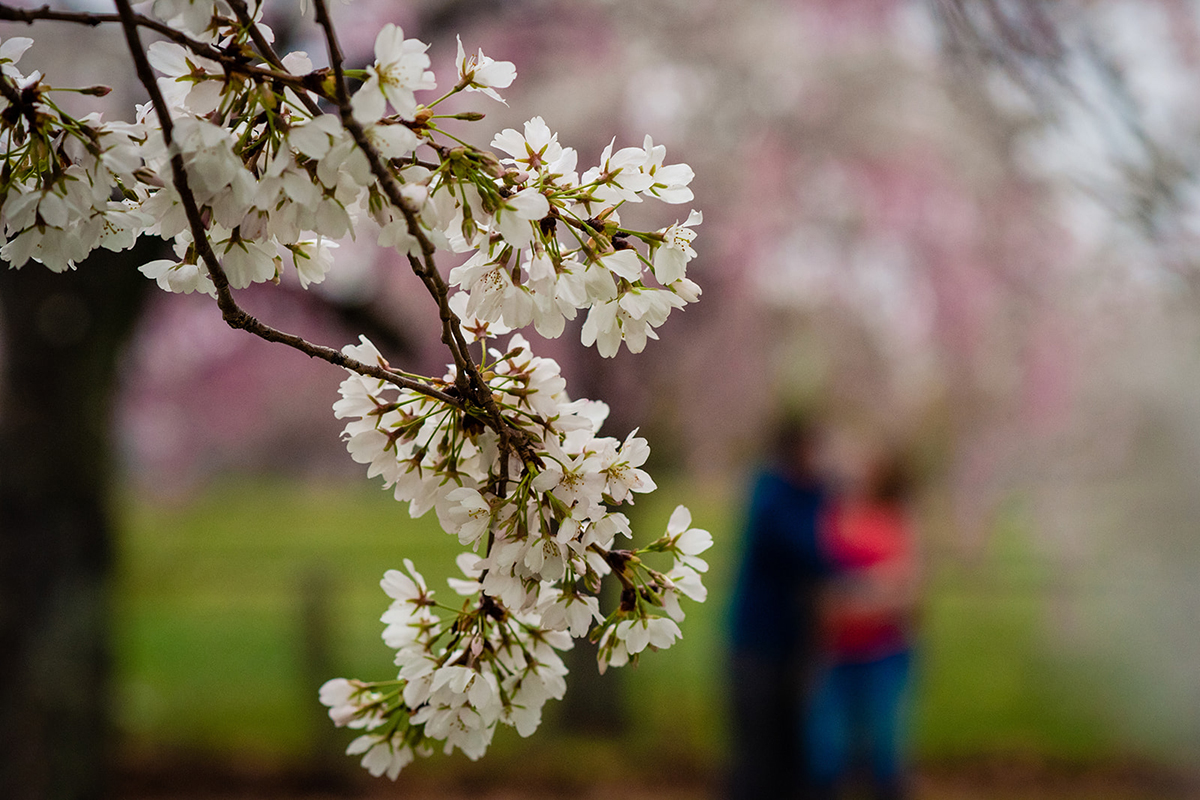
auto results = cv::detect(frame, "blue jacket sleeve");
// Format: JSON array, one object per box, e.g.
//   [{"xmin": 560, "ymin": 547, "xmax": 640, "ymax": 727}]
[{"xmin": 729, "ymin": 470, "xmax": 828, "ymax": 653}]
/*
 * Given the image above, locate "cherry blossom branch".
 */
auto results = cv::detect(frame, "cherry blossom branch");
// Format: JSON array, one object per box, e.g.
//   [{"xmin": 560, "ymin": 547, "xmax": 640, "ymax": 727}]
[
  {"xmin": 222, "ymin": 0, "xmax": 322, "ymax": 116},
  {"xmin": 0, "ymin": 3, "xmax": 110, "ymax": 27},
  {"xmin": 111, "ymin": 0, "xmax": 461, "ymax": 409},
  {"xmin": 12, "ymin": 0, "xmax": 537, "ymax": 477},
  {"xmin": 1, "ymin": 2, "xmax": 708, "ymax": 777},
  {"xmin": 309, "ymin": 0, "xmax": 347, "ymax": 87},
  {"xmin": 0, "ymin": 2, "xmax": 324, "ymax": 98},
  {"xmin": 310, "ymin": 0, "xmax": 537, "ymax": 483},
  {"xmin": 21, "ymin": 0, "xmax": 538, "ymax": 475},
  {"xmin": 226, "ymin": 0, "xmax": 283, "ymax": 69},
  {"xmin": 307, "ymin": 0, "xmax": 468, "ymax": 383}
]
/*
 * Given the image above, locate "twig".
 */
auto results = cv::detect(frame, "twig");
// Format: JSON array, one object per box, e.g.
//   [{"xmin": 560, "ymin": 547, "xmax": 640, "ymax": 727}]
[
  {"xmin": 309, "ymin": 0, "xmax": 538, "ymax": 482},
  {"xmin": 223, "ymin": 0, "xmax": 323, "ymax": 116},
  {"xmin": 310, "ymin": 0, "xmax": 472, "ymax": 385},
  {"xmin": 0, "ymin": 3, "xmax": 324, "ymax": 99},
  {"xmin": 111, "ymin": 0, "xmax": 460, "ymax": 408}
]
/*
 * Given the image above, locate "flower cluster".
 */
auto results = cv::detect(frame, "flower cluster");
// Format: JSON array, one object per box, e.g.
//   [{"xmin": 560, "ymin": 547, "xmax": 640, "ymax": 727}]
[
  {"xmin": 0, "ymin": 13, "xmax": 702, "ymax": 353},
  {"xmin": 326, "ymin": 334, "xmax": 712, "ymax": 771},
  {"xmin": 0, "ymin": 37, "xmax": 148, "ymax": 272},
  {"xmin": 443, "ymin": 116, "xmax": 703, "ymax": 356},
  {"xmin": 0, "ymin": 1, "xmax": 708, "ymax": 779}
]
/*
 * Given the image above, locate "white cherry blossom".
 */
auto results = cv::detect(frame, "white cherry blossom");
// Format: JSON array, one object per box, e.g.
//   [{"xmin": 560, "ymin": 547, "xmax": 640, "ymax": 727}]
[
  {"xmin": 538, "ymin": 588, "xmax": 602, "ymax": 636},
  {"xmin": 0, "ymin": 36, "xmax": 33, "ymax": 77},
  {"xmin": 634, "ymin": 135, "xmax": 695, "ymax": 203},
  {"xmin": 439, "ymin": 487, "xmax": 493, "ymax": 546},
  {"xmin": 318, "ymin": 678, "xmax": 386, "ymax": 730},
  {"xmin": 653, "ymin": 209, "xmax": 702, "ymax": 284},
  {"xmin": 491, "ymin": 117, "xmax": 565, "ymax": 176},
  {"xmin": 599, "ymin": 248, "xmax": 644, "ymax": 282},
  {"xmin": 662, "ymin": 504, "xmax": 713, "ymax": 573},
  {"xmin": 138, "ymin": 258, "xmax": 216, "ymax": 296},
  {"xmin": 597, "ymin": 431, "xmax": 656, "ymax": 503},
  {"xmin": 353, "ymin": 24, "xmax": 436, "ymax": 122},
  {"xmin": 492, "ymin": 186, "xmax": 549, "ymax": 248},
  {"xmin": 455, "ymin": 37, "xmax": 516, "ymax": 103},
  {"xmin": 151, "ymin": 0, "xmax": 218, "ymax": 36},
  {"xmin": 581, "ymin": 138, "xmax": 654, "ymax": 205},
  {"xmin": 347, "ymin": 734, "xmax": 417, "ymax": 780},
  {"xmin": 216, "ymin": 233, "xmax": 279, "ymax": 288},
  {"xmin": 289, "ymin": 238, "xmax": 337, "ymax": 289},
  {"xmin": 147, "ymin": 41, "xmax": 222, "ymax": 114}
]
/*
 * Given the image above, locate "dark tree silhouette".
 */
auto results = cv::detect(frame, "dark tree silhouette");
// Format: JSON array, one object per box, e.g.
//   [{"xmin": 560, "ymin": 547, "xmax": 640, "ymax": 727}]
[{"xmin": 0, "ymin": 248, "xmax": 150, "ymax": 800}]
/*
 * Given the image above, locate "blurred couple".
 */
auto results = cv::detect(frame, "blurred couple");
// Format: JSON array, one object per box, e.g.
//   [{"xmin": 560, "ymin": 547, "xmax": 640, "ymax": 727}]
[{"xmin": 727, "ymin": 417, "xmax": 919, "ymax": 800}]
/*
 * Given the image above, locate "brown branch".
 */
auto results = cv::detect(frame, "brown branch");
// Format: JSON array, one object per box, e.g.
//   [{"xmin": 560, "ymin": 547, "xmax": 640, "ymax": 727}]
[
  {"xmin": 223, "ymin": 0, "xmax": 323, "ymax": 116},
  {"xmin": 110, "ymin": 0, "xmax": 459, "ymax": 408},
  {"xmin": 310, "ymin": 0, "xmax": 538, "ymax": 486},
  {"xmin": 225, "ymin": 0, "xmax": 285, "ymax": 70},
  {"xmin": 0, "ymin": 3, "xmax": 108, "ymax": 27},
  {"xmin": 310, "ymin": 0, "xmax": 473, "ymax": 382},
  {"xmin": 0, "ymin": 3, "xmax": 324, "ymax": 100},
  {"xmin": 310, "ymin": 0, "xmax": 347, "ymax": 97}
]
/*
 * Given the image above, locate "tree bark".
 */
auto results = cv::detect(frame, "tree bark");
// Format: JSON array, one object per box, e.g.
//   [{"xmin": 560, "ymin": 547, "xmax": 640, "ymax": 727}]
[{"xmin": 0, "ymin": 249, "xmax": 149, "ymax": 800}]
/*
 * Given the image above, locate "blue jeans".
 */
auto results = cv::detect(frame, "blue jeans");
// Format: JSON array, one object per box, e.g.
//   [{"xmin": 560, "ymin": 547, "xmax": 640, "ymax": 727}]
[{"xmin": 804, "ymin": 649, "xmax": 912, "ymax": 799}]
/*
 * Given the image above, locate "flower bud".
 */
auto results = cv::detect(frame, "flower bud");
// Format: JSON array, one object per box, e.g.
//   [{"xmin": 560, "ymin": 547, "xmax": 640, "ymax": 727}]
[
  {"xmin": 476, "ymin": 150, "xmax": 505, "ymax": 179},
  {"xmin": 412, "ymin": 107, "xmax": 434, "ymax": 127},
  {"xmin": 502, "ymin": 168, "xmax": 530, "ymax": 186}
]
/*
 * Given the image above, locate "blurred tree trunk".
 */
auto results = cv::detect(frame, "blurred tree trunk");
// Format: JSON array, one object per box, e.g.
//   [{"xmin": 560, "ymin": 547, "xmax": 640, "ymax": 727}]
[{"xmin": 0, "ymin": 250, "xmax": 149, "ymax": 800}]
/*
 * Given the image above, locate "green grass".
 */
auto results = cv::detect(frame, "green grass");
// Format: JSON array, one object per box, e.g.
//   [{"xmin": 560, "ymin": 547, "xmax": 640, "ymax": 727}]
[
  {"xmin": 112, "ymin": 476, "xmax": 1144, "ymax": 771},
  {"xmin": 114, "ymin": 476, "xmax": 445, "ymax": 758},
  {"xmin": 913, "ymin": 512, "xmax": 1122, "ymax": 762}
]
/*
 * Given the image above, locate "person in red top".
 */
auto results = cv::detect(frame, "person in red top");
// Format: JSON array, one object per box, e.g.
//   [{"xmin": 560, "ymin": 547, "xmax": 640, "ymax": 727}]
[{"xmin": 805, "ymin": 447, "xmax": 919, "ymax": 800}]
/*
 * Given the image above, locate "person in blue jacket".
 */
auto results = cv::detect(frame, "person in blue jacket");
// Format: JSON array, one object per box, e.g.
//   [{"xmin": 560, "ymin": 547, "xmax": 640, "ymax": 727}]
[{"xmin": 727, "ymin": 417, "xmax": 830, "ymax": 799}]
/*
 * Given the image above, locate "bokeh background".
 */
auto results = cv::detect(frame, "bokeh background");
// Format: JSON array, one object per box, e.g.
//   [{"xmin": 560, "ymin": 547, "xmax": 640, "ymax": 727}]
[{"xmin": 6, "ymin": 0, "xmax": 1200, "ymax": 797}]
